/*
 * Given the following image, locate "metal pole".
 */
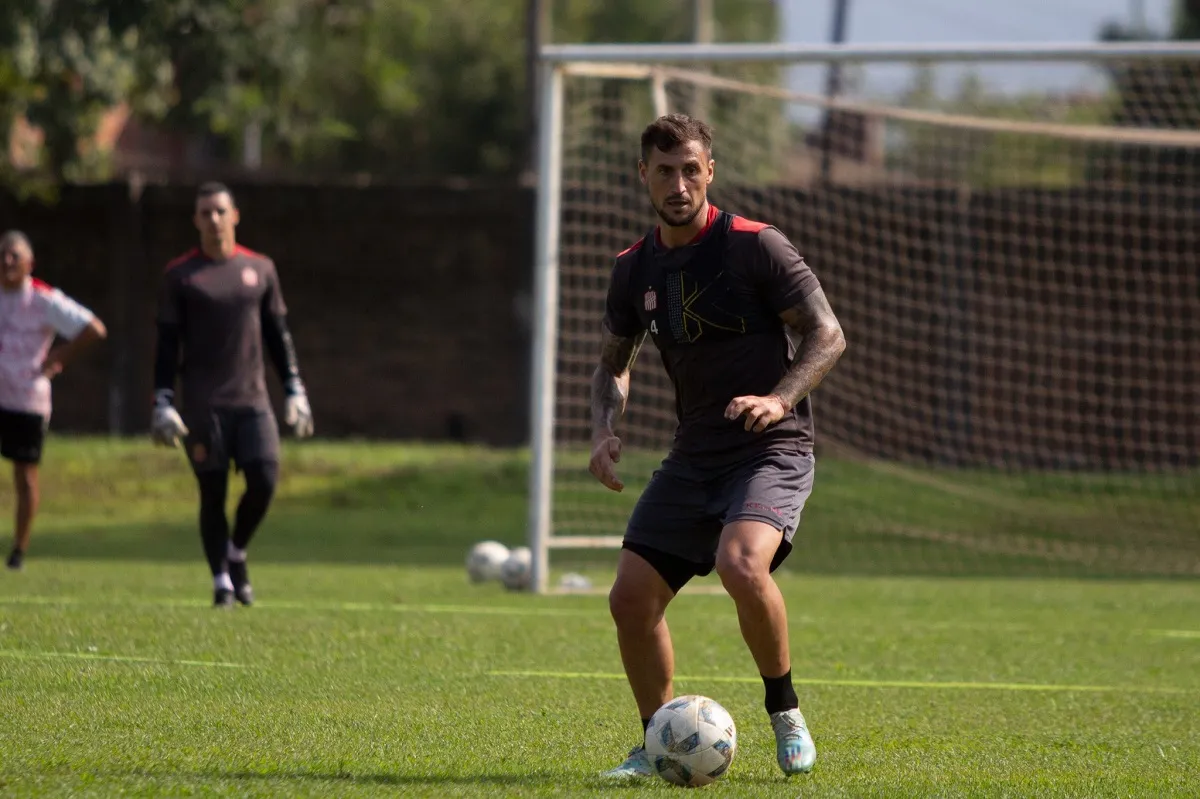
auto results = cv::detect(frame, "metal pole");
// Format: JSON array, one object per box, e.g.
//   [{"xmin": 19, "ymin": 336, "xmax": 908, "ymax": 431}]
[
  {"xmin": 539, "ymin": 40, "xmax": 1200, "ymax": 64},
  {"xmin": 525, "ymin": 0, "xmax": 553, "ymax": 177},
  {"xmin": 527, "ymin": 62, "xmax": 564, "ymax": 595},
  {"xmin": 820, "ymin": 0, "xmax": 850, "ymax": 182},
  {"xmin": 652, "ymin": 70, "xmax": 670, "ymax": 118},
  {"xmin": 692, "ymin": 0, "xmax": 714, "ymax": 120},
  {"xmin": 1130, "ymin": 0, "xmax": 1146, "ymax": 36}
]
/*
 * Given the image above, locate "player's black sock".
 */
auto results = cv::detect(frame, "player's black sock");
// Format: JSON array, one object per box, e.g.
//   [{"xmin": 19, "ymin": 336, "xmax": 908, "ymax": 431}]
[
  {"xmin": 196, "ymin": 471, "xmax": 230, "ymax": 577},
  {"xmin": 231, "ymin": 460, "xmax": 279, "ymax": 550},
  {"xmin": 763, "ymin": 669, "xmax": 799, "ymax": 715}
]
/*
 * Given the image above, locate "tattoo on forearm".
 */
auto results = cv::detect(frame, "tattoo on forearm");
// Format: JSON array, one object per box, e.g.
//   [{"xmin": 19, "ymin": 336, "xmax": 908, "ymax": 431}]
[
  {"xmin": 591, "ymin": 327, "xmax": 646, "ymax": 436},
  {"xmin": 772, "ymin": 287, "xmax": 846, "ymax": 410}
]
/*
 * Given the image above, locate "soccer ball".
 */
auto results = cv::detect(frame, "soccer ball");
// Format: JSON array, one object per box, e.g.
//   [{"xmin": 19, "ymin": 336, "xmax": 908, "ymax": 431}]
[
  {"xmin": 645, "ymin": 695, "xmax": 737, "ymax": 787},
  {"xmin": 500, "ymin": 546, "xmax": 532, "ymax": 591},
  {"xmin": 466, "ymin": 540, "xmax": 510, "ymax": 583}
]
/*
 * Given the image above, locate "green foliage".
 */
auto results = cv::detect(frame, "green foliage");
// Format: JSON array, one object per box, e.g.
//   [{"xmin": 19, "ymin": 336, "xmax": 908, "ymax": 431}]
[
  {"xmin": 889, "ymin": 65, "xmax": 1119, "ymax": 188},
  {"xmin": 0, "ymin": 0, "xmax": 174, "ymax": 191},
  {"xmin": 1178, "ymin": 0, "xmax": 1200, "ymax": 38},
  {"xmin": 555, "ymin": 0, "xmax": 776, "ymax": 44},
  {"xmin": 1, "ymin": 0, "xmax": 782, "ymax": 190},
  {"xmin": 1094, "ymin": 1, "xmax": 1200, "ymax": 185},
  {"xmin": 1100, "ymin": 0, "xmax": 1200, "ymax": 40}
]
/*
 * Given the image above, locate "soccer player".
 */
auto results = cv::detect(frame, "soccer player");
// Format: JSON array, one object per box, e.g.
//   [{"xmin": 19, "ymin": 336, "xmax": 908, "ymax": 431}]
[
  {"xmin": 152, "ymin": 182, "xmax": 314, "ymax": 608},
  {"xmin": 590, "ymin": 115, "xmax": 846, "ymax": 779},
  {"xmin": 0, "ymin": 230, "xmax": 107, "ymax": 570}
]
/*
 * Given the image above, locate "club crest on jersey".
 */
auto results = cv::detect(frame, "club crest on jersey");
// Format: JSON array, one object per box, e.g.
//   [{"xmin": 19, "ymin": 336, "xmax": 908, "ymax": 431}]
[
  {"xmin": 644, "ymin": 289, "xmax": 657, "ymax": 311},
  {"xmin": 241, "ymin": 267, "xmax": 259, "ymax": 287}
]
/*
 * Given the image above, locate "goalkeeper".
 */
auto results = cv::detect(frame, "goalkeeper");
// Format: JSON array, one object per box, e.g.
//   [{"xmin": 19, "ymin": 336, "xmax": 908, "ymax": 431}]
[
  {"xmin": 152, "ymin": 183, "xmax": 314, "ymax": 608},
  {"xmin": 590, "ymin": 115, "xmax": 846, "ymax": 779}
]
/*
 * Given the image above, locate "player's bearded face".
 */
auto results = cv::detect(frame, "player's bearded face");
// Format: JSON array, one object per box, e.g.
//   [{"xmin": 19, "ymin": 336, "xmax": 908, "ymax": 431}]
[
  {"xmin": 641, "ymin": 141, "xmax": 714, "ymax": 228},
  {"xmin": 0, "ymin": 241, "xmax": 32, "ymax": 289}
]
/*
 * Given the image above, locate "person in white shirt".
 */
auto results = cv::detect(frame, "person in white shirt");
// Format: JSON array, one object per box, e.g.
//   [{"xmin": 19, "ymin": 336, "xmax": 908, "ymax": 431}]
[{"xmin": 0, "ymin": 231, "xmax": 107, "ymax": 570}]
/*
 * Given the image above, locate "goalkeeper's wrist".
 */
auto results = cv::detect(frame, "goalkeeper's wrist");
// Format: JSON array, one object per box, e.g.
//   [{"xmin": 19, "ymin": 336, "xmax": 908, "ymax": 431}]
[
  {"xmin": 154, "ymin": 388, "xmax": 175, "ymax": 409},
  {"xmin": 284, "ymin": 377, "xmax": 306, "ymax": 397}
]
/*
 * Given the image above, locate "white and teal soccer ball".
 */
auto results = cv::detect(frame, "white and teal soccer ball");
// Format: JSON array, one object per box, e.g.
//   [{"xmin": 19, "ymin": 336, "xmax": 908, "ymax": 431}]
[
  {"xmin": 500, "ymin": 546, "xmax": 532, "ymax": 591},
  {"xmin": 466, "ymin": 540, "xmax": 510, "ymax": 583},
  {"xmin": 645, "ymin": 695, "xmax": 737, "ymax": 787}
]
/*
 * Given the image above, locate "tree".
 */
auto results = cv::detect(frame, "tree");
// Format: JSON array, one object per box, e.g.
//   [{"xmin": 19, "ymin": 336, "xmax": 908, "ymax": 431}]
[
  {"xmin": 889, "ymin": 66, "xmax": 1116, "ymax": 188},
  {"xmin": 0, "ymin": 0, "xmax": 173, "ymax": 191},
  {"xmin": 1094, "ymin": 0, "xmax": 1200, "ymax": 185},
  {"xmin": 2, "ymin": 0, "xmax": 782, "ymax": 188}
]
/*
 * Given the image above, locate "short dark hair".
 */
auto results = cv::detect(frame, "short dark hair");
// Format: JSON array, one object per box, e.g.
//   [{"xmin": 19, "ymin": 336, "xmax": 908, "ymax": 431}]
[
  {"xmin": 640, "ymin": 113, "xmax": 713, "ymax": 163},
  {"xmin": 196, "ymin": 181, "xmax": 236, "ymax": 207}
]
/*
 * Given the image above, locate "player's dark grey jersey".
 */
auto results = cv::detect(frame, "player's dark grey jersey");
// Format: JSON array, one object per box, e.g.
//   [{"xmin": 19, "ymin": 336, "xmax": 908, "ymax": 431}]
[
  {"xmin": 604, "ymin": 206, "xmax": 820, "ymax": 463},
  {"xmin": 157, "ymin": 246, "xmax": 288, "ymax": 414}
]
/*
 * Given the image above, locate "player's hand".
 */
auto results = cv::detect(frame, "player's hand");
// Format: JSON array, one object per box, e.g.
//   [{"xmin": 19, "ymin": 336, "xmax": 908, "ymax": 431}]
[
  {"xmin": 150, "ymin": 394, "xmax": 189, "ymax": 449},
  {"xmin": 39, "ymin": 356, "xmax": 63, "ymax": 379},
  {"xmin": 725, "ymin": 394, "xmax": 789, "ymax": 433},
  {"xmin": 589, "ymin": 434, "xmax": 624, "ymax": 492},
  {"xmin": 284, "ymin": 379, "xmax": 314, "ymax": 438}
]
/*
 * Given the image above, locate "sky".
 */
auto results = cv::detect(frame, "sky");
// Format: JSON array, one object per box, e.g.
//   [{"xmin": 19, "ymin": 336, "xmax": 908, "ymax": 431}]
[
  {"xmin": 781, "ymin": 0, "xmax": 1175, "ymax": 46},
  {"xmin": 775, "ymin": 0, "xmax": 1178, "ymax": 100}
]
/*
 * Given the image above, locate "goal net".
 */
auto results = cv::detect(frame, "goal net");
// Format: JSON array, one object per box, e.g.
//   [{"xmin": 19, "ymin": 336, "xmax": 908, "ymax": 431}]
[{"xmin": 529, "ymin": 44, "xmax": 1200, "ymax": 593}]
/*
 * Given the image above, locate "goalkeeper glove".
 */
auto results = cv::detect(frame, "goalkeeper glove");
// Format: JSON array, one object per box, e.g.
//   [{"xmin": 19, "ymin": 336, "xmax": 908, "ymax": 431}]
[
  {"xmin": 150, "ymin": 389, "xmax": 188, "ymax": 448},
  {"xmin": 284, "ymin": 378, "xmax": 314, "ymax": 438}
]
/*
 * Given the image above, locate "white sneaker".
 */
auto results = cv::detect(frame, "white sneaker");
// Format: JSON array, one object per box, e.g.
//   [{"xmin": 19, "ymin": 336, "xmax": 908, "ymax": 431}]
[
  {"xmin": 599, "ymin": 745, "xmax": 654, "ymax": 780},
  {"xmin": 771, "ymin": 709, "xmax": 817, "ymax": 774}
]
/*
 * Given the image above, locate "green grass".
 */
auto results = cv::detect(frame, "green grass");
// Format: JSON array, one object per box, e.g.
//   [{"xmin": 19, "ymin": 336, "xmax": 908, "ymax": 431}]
[{"xmin": 1, "ymin": 438, "xmax": 1198, "ymax": 797}]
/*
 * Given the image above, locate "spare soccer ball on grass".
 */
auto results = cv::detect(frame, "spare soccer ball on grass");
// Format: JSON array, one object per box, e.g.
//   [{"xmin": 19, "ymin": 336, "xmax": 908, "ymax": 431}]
[
  {"xmin": 466, "ymin": 540, "xmax": 510, "ymax": 583},
  {"xmin": 645, "ymin": 695, "xmax": 737, "ymax": 787},
  {"xmin": 500, "ymin": 546, "xmax": 532, "ymax": 591}
]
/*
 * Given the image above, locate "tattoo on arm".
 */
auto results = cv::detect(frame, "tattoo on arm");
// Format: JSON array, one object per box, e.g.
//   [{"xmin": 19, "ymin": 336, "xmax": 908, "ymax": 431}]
[
  {"xmin": 771, "ymin": 287, "xmax": 847, "ymax": 411},
  {"xmin": 590, "ymin": 327, "xmax": 646, "ymax": 438}
]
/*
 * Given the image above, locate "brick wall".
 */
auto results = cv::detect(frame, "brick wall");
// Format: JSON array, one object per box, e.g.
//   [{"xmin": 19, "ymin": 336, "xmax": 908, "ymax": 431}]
[{"xmin": 1, "ymin": 182, "xmax": 535, "ymax": 446}]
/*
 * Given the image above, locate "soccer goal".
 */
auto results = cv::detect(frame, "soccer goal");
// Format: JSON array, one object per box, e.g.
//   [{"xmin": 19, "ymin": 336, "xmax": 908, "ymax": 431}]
[{"xmin": 527, "ymin": 41, "xmax": 1200, "ymax": 595}]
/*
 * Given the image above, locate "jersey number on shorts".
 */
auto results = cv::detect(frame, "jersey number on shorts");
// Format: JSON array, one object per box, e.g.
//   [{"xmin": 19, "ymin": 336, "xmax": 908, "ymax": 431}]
[{"xmin": 650, "ymin": 319, "xmax": 659, "ymax": 335}]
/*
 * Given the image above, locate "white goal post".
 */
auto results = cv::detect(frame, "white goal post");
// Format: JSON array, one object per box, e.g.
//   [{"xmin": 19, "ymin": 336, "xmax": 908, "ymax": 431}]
[{"xmin": 526, "ymin": 40, "xmax": 1200, "ymax": 595}]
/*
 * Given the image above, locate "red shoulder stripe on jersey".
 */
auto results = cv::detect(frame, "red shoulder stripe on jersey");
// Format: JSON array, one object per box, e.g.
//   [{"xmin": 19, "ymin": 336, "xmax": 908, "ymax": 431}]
[
  {"xmin": 234, "ymin": 244, "xmax": 266, "ymax": 259},
  {"xmin": 690, "ymin": 204, "xmax": 721, "ymax": 242},
  {"xmin": 616, "ymin": 238, "xmax": 645, "ymax": 258},
  {"xmin": 30, "ymin": 277, "xmax": 52, "ymax": 292},
  {"xmin": 730, "ymin": 216, "xmax": 768, "ymax": 233},
  {"xmin": 165, "ymin": 248, "xmax": 200, "ymax": 271}
]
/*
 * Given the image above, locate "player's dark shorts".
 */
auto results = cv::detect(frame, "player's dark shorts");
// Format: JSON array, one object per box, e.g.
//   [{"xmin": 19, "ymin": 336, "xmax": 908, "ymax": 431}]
[
  {"xmin": 183, "ymin": 407, "xmax": 280, "ymax": 473},
  {"xmin": 0, "ymin": 407, "xmax": 47, "ymax": 465},
  {"xmin": 622, "ymin": 446, "xmax": 816, "ymax": 593}
]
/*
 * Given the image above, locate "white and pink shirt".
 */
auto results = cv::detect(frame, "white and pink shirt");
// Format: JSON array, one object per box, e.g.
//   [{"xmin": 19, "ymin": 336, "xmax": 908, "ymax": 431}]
[{"xmin": 0, "ymin": 278, "xmax": 95, "ymax": 418}]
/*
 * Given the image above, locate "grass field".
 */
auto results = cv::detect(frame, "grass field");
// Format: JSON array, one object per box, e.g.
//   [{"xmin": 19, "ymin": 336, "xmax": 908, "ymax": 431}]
[{"xmin": 1, "ymin": 438, "xmax": 1198, "ymax": 797}]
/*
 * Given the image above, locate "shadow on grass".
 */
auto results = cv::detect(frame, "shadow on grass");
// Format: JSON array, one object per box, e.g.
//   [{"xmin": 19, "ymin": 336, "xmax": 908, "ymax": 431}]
[
  {"xmin": 87, "ymin": 767, "xmax": 788, "ymax": 792},
  {"xmin": 22, "ymin": 454, "xmax": 1200, "ymax": 581},
  {"xmin": 70, "ymin": 768, "xmax": 566, "ymax": 790},
  {"xmin": 198, "ymin": 770, "xmax": 565, "ymax": 788}
]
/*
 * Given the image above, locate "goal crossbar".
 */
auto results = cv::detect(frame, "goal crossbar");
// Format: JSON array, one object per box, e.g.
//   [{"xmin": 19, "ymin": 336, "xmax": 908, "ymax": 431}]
[{"xmin": 543, "ymin": 40, "xmax": 1200, "ymax": 65}]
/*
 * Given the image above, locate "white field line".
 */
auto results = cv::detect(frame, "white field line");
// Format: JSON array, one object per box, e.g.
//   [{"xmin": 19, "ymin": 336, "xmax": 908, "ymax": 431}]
[
  {"xmin": 0, "ymin": 649, "xmax": 249, "ymax": 669},
  {"xmin": 487, "ymin": 669, "xmax": 1189, "ymax": 694}
]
